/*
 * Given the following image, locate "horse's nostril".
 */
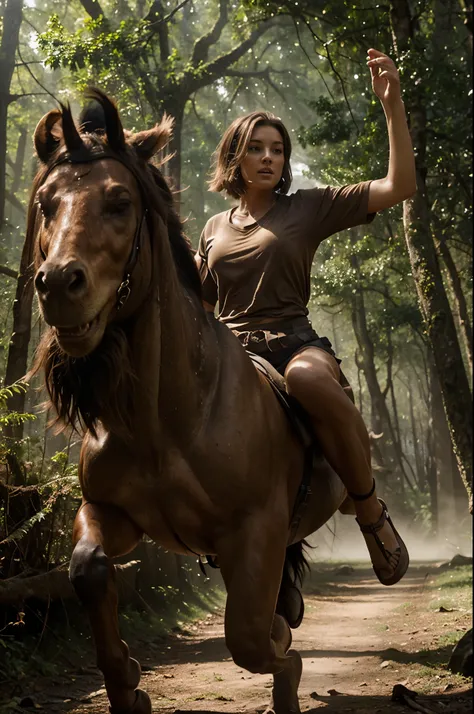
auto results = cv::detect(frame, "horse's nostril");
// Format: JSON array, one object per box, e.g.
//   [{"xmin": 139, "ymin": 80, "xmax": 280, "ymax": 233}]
[
  {"xmin": 35, "ymin": 270, "xmax": 48, "ymax": 295},
  {"xmin": 68, "ymin": 269, "xmax": 87, "ymax": 294},
  {"xmin": 34, "ymin": 261, "xmax": 88, "ymax": 299}
]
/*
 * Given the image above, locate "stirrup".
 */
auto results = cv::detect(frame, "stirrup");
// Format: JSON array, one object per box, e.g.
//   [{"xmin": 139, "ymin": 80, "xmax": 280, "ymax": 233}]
[{"xmin": 356, "ymin": 498, "xmax": 409, "ymax": 586}]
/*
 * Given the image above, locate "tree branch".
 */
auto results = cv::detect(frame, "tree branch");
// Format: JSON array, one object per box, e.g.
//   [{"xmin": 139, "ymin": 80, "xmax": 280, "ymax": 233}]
[
  {"xmin": 16, "ymin": 44, "xmax": 59, "ymax": 103},
  {"xmin": 145, "ymin": 0, "xmax": 191, "ymax": 25},
  {"xmin": 9, "ymin": 92, "xmax": 50, "ymax": 102},
  {"xmin": 0, "ymin": 265, "xmax": 18, "ymax": 279},
  {"xmin": 188, "ymin": 18, "xmax": 275, "ymax": 93},
  {"xmin": 298, "ymin": 15, "xmax": 360, "ymax": 133},
  {"xmin": 291, "ymin": 16, "xmax": 335, "ymax": 101},
  {"xmin": 146, "ymin": 0, "xmax": 170, "ymax": 62},
  {"xmin": 78, "ymin": 0, "xmax": 105, "ymax": 21},
  {"xmin": 191, "ymin": 0, "xmax": 228, "ymax": 66}
]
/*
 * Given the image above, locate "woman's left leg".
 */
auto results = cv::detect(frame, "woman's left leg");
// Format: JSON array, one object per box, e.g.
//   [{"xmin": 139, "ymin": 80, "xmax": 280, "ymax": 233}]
[{"xmin": 284, "ymin": 346, "xmax": 408, "ymax": 585}]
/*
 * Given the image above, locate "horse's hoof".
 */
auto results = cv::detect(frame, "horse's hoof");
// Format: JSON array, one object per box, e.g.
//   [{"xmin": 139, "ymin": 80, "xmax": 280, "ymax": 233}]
[
  {"xmin": 109, "ymin": 689, "xmax": 152, "ymax": 714},
  {"xmin": 269, "ymin": 649, "xmax": 302, "ymax": 714}
]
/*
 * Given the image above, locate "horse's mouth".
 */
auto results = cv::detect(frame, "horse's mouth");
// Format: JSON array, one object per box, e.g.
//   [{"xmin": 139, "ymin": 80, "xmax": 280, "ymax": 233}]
[{"xmin": 53, "ymin": 312, "xmax": 102, "ymax": 346}]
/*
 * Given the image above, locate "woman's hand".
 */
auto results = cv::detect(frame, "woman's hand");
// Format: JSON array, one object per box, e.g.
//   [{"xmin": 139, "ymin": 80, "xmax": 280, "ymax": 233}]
[{"xmin": 366, "ymin": 48, "xmax": 402, "ymax": 108}]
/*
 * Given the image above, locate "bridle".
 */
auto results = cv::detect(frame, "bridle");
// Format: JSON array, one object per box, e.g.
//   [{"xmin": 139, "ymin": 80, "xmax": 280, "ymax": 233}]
[{"xmin": 35, "ymin": 143, "xmax": 150, "ymax": 312}]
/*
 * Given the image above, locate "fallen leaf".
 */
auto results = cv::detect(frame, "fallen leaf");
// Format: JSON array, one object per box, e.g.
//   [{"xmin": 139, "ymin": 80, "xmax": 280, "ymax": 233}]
[
  {"xmin": 359, "ymin": 682, "xmax": 368, "ymax": 687},
  {"xmin": 380, "ymin": 660, "xmax": 391, "ymax": 668}
]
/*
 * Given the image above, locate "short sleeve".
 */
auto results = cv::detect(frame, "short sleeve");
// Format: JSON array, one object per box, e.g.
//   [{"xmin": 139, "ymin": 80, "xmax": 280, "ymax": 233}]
[
  {"xmin": 297, "ymin": 180, "xmax": 376, "ymax": 245},
  {"xmin": 198, "ymin": 228, "xmax": 218, "ymax": 307}
]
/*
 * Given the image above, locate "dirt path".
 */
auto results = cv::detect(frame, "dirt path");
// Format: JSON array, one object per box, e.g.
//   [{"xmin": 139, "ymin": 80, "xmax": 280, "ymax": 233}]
[{"xmin": 20, "ymin": 564, "xmax": 473, "ymax": 713}]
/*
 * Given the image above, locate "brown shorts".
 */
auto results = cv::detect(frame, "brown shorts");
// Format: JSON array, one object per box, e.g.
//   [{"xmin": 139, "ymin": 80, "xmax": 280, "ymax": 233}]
[
  {"xmin": 232, "ymin": 318, "xmax": 354, "ymax": 403},
  {"xmin": 232, "ymin": 319, "xmax": 340, "ymax": 376}
]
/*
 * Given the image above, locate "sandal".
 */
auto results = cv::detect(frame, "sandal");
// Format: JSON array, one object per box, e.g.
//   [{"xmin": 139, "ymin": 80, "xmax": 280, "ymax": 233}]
[{"xmin": 350, "ymin": 480, "xmax": 409, "ymax": 586}]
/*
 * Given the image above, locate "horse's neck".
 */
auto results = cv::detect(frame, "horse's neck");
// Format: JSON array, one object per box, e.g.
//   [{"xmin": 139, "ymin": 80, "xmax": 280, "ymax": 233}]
[{"xmin": 130, "ymin": 234, "xmax": 217, "ymax": 444}]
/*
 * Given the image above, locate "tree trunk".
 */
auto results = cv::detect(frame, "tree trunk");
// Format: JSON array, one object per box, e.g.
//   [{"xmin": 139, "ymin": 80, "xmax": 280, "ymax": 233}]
[
  {"xmin": 407, "ymin": 377, "xmax": 425, "ymax": 489},
  {"xmin": 349, "ymin": 254, "xmax": 414, "ymax": 494},
  {"xmin": 390, "ymin": 0, "xmax": 473, "ymax": 509},
  {"xmin": 0, "ymin": 561, "xmax": 140, "ymax": 606},
  {"xmin": 0, "ymin": 0, "xmax": 23, "ymax": 230},
  {"xmin": 425, "ymin": 419, "xmax": 439, "ymax": 536},
  {"xmin": 10, "ymin": 127, "xmax": 27, "ymax": 194},
  {"xmin": 436, "ymin": 236, "xmax": 473, "ymax": 378},
  {"xmin": 3, "ymin": 225, "xmax": 36, "ymax": 439}
]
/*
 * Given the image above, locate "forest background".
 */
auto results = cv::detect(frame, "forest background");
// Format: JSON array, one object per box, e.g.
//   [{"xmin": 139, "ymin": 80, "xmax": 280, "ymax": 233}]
[{"xmin": 0, "ymin": 0, "xmax": 472, "ymax": 679}]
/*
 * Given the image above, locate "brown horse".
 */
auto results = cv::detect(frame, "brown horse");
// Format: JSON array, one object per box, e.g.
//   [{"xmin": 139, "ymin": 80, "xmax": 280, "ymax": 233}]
[{"xmin": 28, "ymin": 91, "xmax": 346, "ymax": 714}]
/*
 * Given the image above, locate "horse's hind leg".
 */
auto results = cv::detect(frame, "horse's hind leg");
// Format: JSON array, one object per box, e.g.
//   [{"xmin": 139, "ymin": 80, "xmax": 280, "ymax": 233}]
[
  {"xmin": 69, "ymin": 502, "xmax": 151, "ymax": 714},
  {"xmin": 218, "ymin": 516, "xmax": 302, "ymax": 713}
]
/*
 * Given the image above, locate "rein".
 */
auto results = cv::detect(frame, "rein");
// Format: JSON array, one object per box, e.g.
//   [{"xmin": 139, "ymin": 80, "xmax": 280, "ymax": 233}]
[{"xmin": 35, "ymin": 144, "xmax": 150, "ymax": 311}]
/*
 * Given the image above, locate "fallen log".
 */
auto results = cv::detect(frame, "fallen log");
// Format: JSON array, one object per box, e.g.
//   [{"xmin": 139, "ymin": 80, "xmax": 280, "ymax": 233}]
[{"xmin": 0, "ymin": 560, "xmax": 141, "ymax": 606}]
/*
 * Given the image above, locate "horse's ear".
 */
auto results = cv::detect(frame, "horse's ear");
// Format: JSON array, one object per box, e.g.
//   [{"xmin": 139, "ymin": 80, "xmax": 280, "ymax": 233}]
[
  {"xmin": 128, "ymin": 115, "xmax": 174, "ymax": 161},
  {"xmin": 34, "ymin": 110, "xmax": 63, "ymax": 163}
]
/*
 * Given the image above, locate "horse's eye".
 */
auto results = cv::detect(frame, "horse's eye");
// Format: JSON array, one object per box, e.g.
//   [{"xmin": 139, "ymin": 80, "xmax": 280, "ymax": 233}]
[
  {"xmin": 36, "ymin": 199, "xmax": 52, "ymax": 219},
  {"xmin": 106, "ymin": 200, "xmax": 131, "ymax": 216}
]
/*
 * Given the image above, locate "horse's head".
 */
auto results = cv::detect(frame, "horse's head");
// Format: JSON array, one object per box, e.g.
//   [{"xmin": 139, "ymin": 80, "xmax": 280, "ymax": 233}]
[{"xmin": 31, "ymin": 90, "xmax": 173, "ymax": 357}]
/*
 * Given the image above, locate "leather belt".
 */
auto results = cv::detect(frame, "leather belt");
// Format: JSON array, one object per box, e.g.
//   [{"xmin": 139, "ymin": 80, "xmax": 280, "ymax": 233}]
[{"xmin": 235, "ymin": 328, "xmax": 317, "ymax": 354}]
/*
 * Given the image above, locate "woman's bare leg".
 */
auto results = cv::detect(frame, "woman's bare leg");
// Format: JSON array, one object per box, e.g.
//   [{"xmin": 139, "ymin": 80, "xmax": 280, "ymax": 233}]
[{"xmin": 285, "ymin": 347, "xmax": 405, "ymax": 582}]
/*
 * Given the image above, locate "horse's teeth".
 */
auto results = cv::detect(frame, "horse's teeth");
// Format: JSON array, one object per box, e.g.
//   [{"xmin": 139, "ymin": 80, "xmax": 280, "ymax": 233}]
[{"xmin": 57, "ymin": 321, "xmax": 91, "ymax": 337}]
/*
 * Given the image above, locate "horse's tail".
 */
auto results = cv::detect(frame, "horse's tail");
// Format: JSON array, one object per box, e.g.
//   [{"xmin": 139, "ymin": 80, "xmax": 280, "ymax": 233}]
[
  {"xmin": 283, "ymin": 539, "xmax": 310, "ymax": 587},
  {"xmin": 276, "ymin": 539, "xmax": 311, "ymax": 629}
]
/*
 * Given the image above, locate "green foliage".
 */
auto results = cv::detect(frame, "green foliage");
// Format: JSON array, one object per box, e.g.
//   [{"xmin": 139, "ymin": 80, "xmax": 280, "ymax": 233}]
[
  {"xmin": 0, "ymin": 383, "xmax": 35, "ymax": 430},
  {"xmin": 39, "ymin": 15, "xmax": 146, "ymax": 72},
  {"xmin": 298, "ymin": 97, "xmax": 352, "ymax": 146}
]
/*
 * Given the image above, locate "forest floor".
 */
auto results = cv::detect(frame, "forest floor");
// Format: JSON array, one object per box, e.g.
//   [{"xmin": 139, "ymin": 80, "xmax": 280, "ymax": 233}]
[{"xmin": 2, "ymin": 562, "xmax": 472, "ymax": 714}]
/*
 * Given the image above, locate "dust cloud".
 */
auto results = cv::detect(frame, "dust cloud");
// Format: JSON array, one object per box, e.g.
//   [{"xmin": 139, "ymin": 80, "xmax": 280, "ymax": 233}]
[{"xmin": 307, "ymin": 511, "xmax": 472, "ymax": 564}]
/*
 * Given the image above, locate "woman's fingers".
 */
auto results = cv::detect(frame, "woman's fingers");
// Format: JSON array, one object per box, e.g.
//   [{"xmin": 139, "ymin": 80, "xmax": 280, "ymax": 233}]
[
  {"xmin": 368, "ymin": 65, "xmax": 378, "ymax": 80},
  {"xmin": 367, "ymin": 57, "xmax": 396, "ymax": 70},
  {"xmin": 378, "ymin": 70, "xmax": 399, "ymax": 82},
  {"xmin": 367, "ymin": 47, "xmax": 386, "ymax": 58}
]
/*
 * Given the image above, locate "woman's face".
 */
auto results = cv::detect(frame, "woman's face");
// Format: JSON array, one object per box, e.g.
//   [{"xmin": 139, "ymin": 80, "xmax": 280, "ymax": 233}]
[{"xmin": 239, "ymin": 124, "xmax": 285, "ymax": 193}]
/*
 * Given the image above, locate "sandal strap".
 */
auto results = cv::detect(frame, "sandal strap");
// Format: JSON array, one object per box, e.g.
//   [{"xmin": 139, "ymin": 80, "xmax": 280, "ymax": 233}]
[
  {"xmin": 357, "ymin": 500, "xmax": 400, "ymax": 567},
  {"xmin": 348, "ymin": 477, "xmax": 376, "ymax": 502},
  {"xmin": 356, "ymin": 500, "xmax": 387, "ymax": 535}
]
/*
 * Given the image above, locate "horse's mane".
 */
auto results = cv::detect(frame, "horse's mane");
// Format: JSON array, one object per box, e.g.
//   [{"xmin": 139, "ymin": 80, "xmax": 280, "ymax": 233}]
[{"xmin": 29, "ymin": 91, "xmax": 202, "ymax": 439}]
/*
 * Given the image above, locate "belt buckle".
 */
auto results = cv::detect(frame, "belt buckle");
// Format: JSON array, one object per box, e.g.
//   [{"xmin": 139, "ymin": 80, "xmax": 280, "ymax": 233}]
[{"xmin": 249, "ymin": 330, "xmax": 266, "ymax": 344}]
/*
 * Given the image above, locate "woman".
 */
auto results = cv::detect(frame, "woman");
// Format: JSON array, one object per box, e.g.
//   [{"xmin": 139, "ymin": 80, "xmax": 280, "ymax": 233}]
[{"xmin": 195, "ymin": 48, "xmax": 415, "ymax": 585}]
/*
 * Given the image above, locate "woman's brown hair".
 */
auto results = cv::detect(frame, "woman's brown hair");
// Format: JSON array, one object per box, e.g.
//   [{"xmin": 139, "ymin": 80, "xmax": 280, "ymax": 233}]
[{"xmin": 208, "ymin": 111, "xmax": 293, "ymax": 199}]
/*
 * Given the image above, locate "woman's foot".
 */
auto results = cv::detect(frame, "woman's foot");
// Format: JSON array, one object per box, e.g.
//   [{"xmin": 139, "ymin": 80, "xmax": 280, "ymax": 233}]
[{"xmin": 355, "ymin": 493, "xmax": 409, "ymax": 585}]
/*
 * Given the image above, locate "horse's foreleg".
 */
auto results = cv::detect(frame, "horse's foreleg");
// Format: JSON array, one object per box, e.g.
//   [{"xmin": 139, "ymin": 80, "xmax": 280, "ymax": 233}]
[
  {"xmin": 218, "ymin": 515, "xmax": 302, "ymax": 713},
  {"xmin": 268, "ymin": 615, "xmax": 302, "ymax": 714},
  {"xmin": 69, "ymin": 502, "xmax": 151, "ymax": 714}
]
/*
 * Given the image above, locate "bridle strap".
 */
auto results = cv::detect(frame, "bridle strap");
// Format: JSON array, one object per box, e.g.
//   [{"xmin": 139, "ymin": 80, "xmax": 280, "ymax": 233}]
[
  {"xmin": 116, "ymin": 208, "xmax": 147, "ymax": 311},
  {"xmin": 35, "ymin": 146, "xmax": 150, "ymax": 311}
]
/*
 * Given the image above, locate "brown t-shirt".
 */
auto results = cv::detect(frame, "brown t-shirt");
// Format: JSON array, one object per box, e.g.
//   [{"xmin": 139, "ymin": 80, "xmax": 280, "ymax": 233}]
[{"xmin": 198, "ymin": 182, "xmax": 374, "ymax": 331}]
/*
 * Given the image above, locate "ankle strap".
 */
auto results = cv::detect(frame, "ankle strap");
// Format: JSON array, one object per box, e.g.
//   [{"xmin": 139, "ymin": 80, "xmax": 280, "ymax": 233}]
[{"xmin": 348, "ymin": 477, "xmax": 376, "ymax": 501}]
